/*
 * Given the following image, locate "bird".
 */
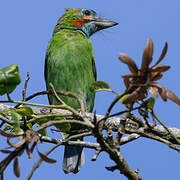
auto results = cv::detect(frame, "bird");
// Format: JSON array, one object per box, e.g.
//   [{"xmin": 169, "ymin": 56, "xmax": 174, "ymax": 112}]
[{"xmin": 44, "ymin": 8, "xmax": 118, "ymax": 174}]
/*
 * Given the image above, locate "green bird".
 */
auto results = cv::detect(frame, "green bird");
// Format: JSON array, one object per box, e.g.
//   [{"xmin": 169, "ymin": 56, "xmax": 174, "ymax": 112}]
[{"xmin": 44, "ymin": 8, "xmax": 118, "ymax": 174}]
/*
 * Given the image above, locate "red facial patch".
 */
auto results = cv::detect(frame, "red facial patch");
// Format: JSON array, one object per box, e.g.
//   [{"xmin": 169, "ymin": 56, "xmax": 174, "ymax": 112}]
[
  {"xmin": 73, "ymin": 19, "xmax": 85, "ymax": 27},
  {"xmin": 83, "ymin": 16, "xmax": 93, "ymax": 20}
]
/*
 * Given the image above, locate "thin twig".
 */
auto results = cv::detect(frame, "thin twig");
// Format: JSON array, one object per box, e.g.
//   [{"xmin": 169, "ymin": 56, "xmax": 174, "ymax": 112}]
[
  {"xmin": 49, "ymin": 83, "xmax": 79, "ymax": 116},
  {"xmin": 105, "ymin": 92, "xmax": 126, "ymax": 117},
  {"xmin": 0, "ymin": 115, "xmax": 12, "ymax": 125},
  {"xmin": 22, "ymin": 72, "xmax": 30, "ymax": 101},
  {"xmin": 151, "ymin": 111, "xmax": 180, "ymax": 144},
  {"xmin": 35, "ymin": 120, "xmax": 94, "ymax": 133},
  {"xmin": 49, "ymin": 83, "xmax": 64, "ymax": 104},
  {"xmin": 127, "ymin": 128, "xmax": 180, "ymax": 152},
  {"xmin": 91, "ymin": 147, "xmax": 102, "ymax": 161}
]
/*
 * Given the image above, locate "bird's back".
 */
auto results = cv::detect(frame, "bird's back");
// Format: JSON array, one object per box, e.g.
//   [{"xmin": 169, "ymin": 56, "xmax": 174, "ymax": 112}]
[{"xmin": 45, "ymin": 29, "xmax": 96, "ymax": 112}]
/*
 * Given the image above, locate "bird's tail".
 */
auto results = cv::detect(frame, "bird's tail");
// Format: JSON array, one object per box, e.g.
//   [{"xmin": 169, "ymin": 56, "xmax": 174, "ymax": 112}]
[{"xmin": 63, "ymin": 144, "xmax": 84, "ymax": 174}]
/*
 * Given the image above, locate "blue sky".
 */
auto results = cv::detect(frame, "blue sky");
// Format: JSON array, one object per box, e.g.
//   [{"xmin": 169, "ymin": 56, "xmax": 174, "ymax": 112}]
[{"xmin": 0, "ymin": 0, "xmax": 180, "ymax": 180}]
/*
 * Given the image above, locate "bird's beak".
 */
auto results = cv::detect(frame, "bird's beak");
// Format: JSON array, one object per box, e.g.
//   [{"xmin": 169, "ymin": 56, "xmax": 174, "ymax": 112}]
[{"xmin": 92, "ymin": 18, "xmax": 118, "ymax": 31}]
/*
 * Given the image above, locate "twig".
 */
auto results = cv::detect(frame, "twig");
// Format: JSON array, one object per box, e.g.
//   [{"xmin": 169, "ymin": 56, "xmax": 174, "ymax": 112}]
[
  {"xmin": 120, "ymin": 134, "xmax": 140, "ymax": 145},
  {"xmin": 15, "ymin": 89, "xmax": 85, "ymax": 109},
  {"xmin": 0, "ymin": 100, "xmax": 66, "ymax": 108},
  {"xmin": 151, "ymin": 112, "xmax": 180, "ymax": 144},
  {"xmin": 14, "ymin": 91, "xmax": 49, "ymax": 108},
  {"xmin": 65, "ymin": 131, "xmax": 92, "ymax": 141},
  {"xmin": 106, "ymin": 165, "xmax": 119, "ymax": 172},
  {"xmin": 127, "ymin": 128, "xmax": 180, "ymax": 152},
  {"xmin": 105, "ymin": 92, "xmax": 126, "ymax": 117},
  {"xmin": 49, "ymin": 83, "xmax": 64, "ymax": 104},
  {"xmin": 0, "ymin": 115, "xmax": 12, "ymax": 125},
  {"xmin": 40, "ymin": 136, "xmax": 100, "ymax": 149},
  {"xmin": 0, "ymin": 122, "xmax": 5, "ymax": 128},
  {"xmin": 49, "ymin": 83, "xmax": 79, "ymax": 116},
  {"xmin": 35, "ymin": 119, "xmax": 94, "ymax": 133},
  {"xmin": 22, "ymin": 72, "xmax": 30, "ymax": 101},
  {"xmin": 91, "ymin": 147, "xmax": 101, "ymax": 161}
]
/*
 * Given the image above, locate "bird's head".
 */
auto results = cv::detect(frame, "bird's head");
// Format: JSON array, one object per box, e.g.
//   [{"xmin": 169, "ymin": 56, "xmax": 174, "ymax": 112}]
[{"xmin": 54, "ymin": 8, "xmax": 118, "ymax": 37}]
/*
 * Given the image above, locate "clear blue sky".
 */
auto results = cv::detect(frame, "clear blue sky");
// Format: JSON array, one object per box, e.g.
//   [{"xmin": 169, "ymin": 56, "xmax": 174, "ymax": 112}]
[{"xmin": 0, "ymin": 0, "xmax": 180, "ymax": 180}]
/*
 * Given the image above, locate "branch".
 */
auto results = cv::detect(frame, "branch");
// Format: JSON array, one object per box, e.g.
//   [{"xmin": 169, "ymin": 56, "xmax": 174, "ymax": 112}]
[{"xmin": 1, "ymin": 104, "xmax": 180, "ymax": 145}]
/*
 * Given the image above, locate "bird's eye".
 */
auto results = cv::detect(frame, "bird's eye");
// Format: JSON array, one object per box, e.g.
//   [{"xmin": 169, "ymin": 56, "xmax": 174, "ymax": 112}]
[{"xmin": 84, "ymin": 10, "xmax": 91, "ymax": 16}]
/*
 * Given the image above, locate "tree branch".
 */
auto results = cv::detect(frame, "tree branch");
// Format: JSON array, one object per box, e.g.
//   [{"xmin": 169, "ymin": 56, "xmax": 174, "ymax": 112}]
[{"xmin": 1, "ymin": 104, "xmax": 180, "ymax": 145}]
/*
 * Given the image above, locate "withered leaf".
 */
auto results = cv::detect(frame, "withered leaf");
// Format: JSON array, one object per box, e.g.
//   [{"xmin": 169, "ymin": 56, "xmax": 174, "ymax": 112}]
[
  {"xmin": 141, "ymin": 38, "xmax": 153, "ymax": 72},
  {"xmin": 0, "ymin": 129, "xmax": 20, "ymax": 138},
  {"xmin": 119, "ymin": 53, "xmax": 138, "ymax": 73},
  {"xmin": 151, "ymin": 72, "xmax": 163, "ymax": 81},
  {"xmin": 0, "ymin": 149, "xmax": 12, "ymax": 154},
  {"xmin": 13, "ymin": 157, "xmax": 20, "ymax": 177},
  {"xmin": 152, "ymin": 83, "xmax": 168, "ymax": 101},
  {"xmin": 122, "ymin": 73, "xmax": 139, "ymax": 79},
  {"xmin": 7, "ymin": 138, "xmax": 25, "ymax": 148},
  {"xmin": 151, "ymin": 64, "xmax": 170, "ymax": 73},
  {"xmin": 148, "ymin": 86, "xmax": 159, "ymax": 98},
  {"xmin": 153, "ymin": 42, "xmax": 168, "ymax": 67},
  {"xmin": 30, "ymin": 142, "xmax": 37, "ymax": 156},
  {"xmin": 122, "ymin": 87, "xmax": 142, "ymax": 104},
  {"xmin": 26, "ymin": 145, "xmax": 33, "ymax": 159},
  {"xmin": 37, "ymin": 148, "xmax": 56, "ymax": 163},
  {"xmin": 123, "ymin": 78, "xmax": 130, "ymax": 89},
  {"xmin": 166, "ymin": 89, "xmax": 180, "ymax": 105}
]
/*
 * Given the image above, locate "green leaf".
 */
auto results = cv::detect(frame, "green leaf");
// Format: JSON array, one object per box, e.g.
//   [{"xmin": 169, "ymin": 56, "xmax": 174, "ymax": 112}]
[
  {"xmin": 1, "ymin": 108, "xmax": 23, "ymax": 136},
  {"xmin": 90, "ymin": 81, "xmax": 110, "ymax": 92},
  {"xmin": 15, "ymin": 107, "xmax": 33, "ymax": 116},
  {"xmin": 120, "ymin": 94, "xmax": 130, "ymax": 104},
  {"xmin": 146, "ymin": 97, "xmax": 155, "ymax": 111},
  {"xmin": 3, "ymin": 124, "xmax": 13, "ymax": 131},
  {"xmin": 53, "ymin": 117, "xmax": 71, "ymax": 139},
  {"xmin": 37, "ymin": 123, "xmax": 47, "ymax": 136},
  {"xmin": 0, "ymin": 64, "xmax": 21, "ymax": 95},
  {"xmin": 54, "ymin": 117, "xmax": 71, "ymax": 132},
  {"xmin": 27, "ymin": 123, "xmax": 33, "ymax": 131}
]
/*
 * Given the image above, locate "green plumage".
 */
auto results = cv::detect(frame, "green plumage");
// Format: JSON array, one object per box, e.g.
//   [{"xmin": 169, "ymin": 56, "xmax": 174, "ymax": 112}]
[
  {"xmin": 45, "ymin": 28, "xmax": 96, "ymax": 174},
  {"xmin": 45, "ymin": 29, "xmax": 96, "ymax": 112}
]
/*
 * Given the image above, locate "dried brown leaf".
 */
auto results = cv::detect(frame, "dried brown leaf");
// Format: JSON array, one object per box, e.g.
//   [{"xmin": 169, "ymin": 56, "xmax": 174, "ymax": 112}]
[
  {"xmin": 7, "ymin": 138, "xmax": 25, "ymax": 148},
  {"xmin": 25, "ymin": 130, "xmax": 39, "ymax": 143},
  {"xmin": 119, "ymin": 53, "xmax": 138, "ymax": 73},
  {"xmin": 151, "ymin": 72, "xmax": 163, "ymax": 81},
  {"xmin": 148, "ymin": 86, "xmax": 159, "ymax": 98},
  {"xmin": 123, "ymin": 87, "xmax": 141, "ymax": 103},
  {"xmin": 124, "ymin": 78, "xmax": 130, "ymax": 89},
  {"xmin": 122, "ymin": 73, "xmax": 139, "ymax": 79},
  {"xmin": 0, "ymin": 149, "xmax": 12, "ymax": 154},
  {"xmin": 141, "ymin": 38, "xmax": 153, "ymax": 72},
  {"xmin": 151, "ymin": 83, "xmax": 167, "ymax": 101},
  {"xmin": 26, "ymin": 145, "xmax": 33, "ymax": 159},
  {"xmin": 166, "ymin": 89, "xmax": 180, "ymax": 105},
  {"xmin": 153, "ymin": 42, "xmax": 168, "ymax": 67},
  {"xmin": 151, "ymin": 65, "xmax": 170, "ymax": 73},
  {"xmin": 30, "ymin": 142, "xmax": 37, "ymax": 155},
  {"xmin": 0, "ymin": 129, "xmax": 19, "ymax": 138},
  {"xmin": 37, "ymin": 148, "xmax": 56, "ymax": 163},
  {"xmin": 13, "ymin": 157, "xmax": 20, "ymax": 177}
]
